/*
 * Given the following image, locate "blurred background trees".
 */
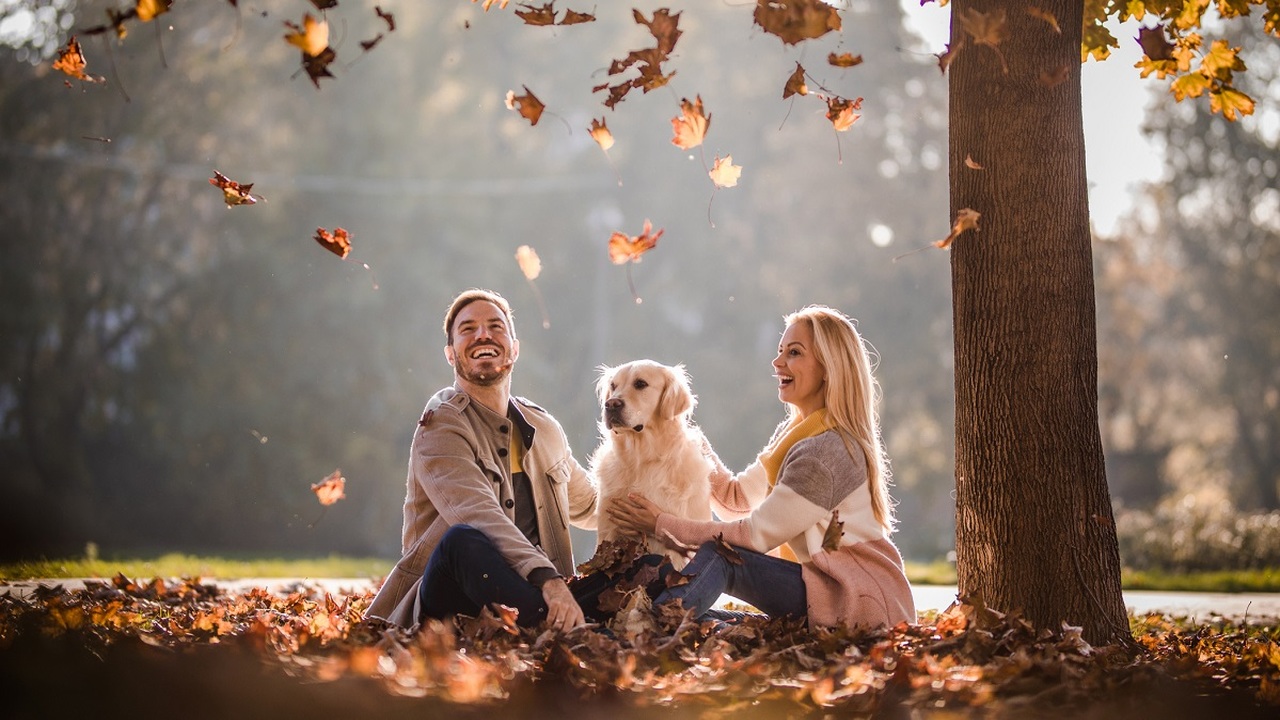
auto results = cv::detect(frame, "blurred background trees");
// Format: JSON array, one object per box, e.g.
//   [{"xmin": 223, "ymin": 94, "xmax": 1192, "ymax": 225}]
[{"xmin": 0, "ymin": 1, "xmax": 1275, "ymax": 572}]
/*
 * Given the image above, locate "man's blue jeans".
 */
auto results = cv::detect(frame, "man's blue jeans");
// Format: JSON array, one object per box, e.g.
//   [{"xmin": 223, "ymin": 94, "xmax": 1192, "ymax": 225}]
[
  {"xmin": 418, "ymin": 524, "xmax": 667, "ymax": 628},
  {"xmin": 654, "ymin": 541, "xmax": 807, "ymax": 620}
]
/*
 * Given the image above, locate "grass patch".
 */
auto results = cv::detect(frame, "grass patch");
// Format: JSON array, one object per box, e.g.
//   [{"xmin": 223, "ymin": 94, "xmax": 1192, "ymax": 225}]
[
  {"xmin": 0, "ymin": 554, "xmax": 391, "ymax": 581},
  {"xmin": 1122, "ymin": 567, "xmax": 1280, "ymax": 593}
]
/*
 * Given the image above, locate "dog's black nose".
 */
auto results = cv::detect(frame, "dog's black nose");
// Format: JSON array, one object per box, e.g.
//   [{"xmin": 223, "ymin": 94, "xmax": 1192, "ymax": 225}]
[{"xmin": 605, "ymin": 398, "xmax": 623, "ymax": 410}]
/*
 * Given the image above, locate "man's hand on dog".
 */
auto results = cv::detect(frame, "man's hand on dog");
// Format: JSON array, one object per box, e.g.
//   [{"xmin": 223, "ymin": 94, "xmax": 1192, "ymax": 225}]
[
  {"xmin": 609, "ymin": 493, "xmax": 661, "ymax": 537},
  {"xmin": 541, "ymin": 578, "xmax": 585, "ymax": 631}
]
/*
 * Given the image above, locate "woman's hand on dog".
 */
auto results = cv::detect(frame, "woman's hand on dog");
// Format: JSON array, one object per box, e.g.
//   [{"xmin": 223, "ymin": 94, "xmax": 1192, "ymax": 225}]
[{"xmin": 608, "ymin": 493, "xmax": 661, "ymax": 536}]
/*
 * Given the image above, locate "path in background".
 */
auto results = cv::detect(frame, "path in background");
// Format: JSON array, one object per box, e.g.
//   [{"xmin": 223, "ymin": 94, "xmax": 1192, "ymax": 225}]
[{"xmin": 3, "ymin": 580, "xmax": 1277, "ymax": 623}]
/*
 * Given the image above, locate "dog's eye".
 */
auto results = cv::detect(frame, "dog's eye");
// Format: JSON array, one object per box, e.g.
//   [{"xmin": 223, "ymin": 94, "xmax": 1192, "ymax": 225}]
[
  {"xmin": 633, "ymin": 379, "xmax": 648, "ymax": 390},
  {"xmin": 609, "ymin": 382, "xmax": 617, "ymax": 392}
]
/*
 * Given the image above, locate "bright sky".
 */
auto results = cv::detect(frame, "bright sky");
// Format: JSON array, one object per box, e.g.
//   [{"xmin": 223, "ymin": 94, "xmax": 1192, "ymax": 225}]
[{"xmin": 901, "ymin": 3, "xmax": 1166, "ymax": 235}]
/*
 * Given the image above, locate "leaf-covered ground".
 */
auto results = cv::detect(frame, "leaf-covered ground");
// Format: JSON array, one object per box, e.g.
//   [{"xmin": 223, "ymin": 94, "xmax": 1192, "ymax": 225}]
[{"xmin": 2, "ymin": 575, "xmax": 1278, "ymax": 719}]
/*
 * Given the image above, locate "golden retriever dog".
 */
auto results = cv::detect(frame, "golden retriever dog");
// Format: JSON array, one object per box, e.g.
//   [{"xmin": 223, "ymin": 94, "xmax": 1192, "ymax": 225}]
[{"xmin": 590, "ymin": 360, "xmax": 713, "ymax": 568}]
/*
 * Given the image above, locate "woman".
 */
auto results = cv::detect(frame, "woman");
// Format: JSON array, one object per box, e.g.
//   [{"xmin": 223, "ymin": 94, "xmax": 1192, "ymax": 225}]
[{"xmin": 610, "ymin": 305, "xmax": 915, "ymax": 629}]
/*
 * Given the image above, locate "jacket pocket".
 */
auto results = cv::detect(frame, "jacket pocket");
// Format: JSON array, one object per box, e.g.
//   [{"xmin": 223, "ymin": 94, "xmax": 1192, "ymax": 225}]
[{"xmin": 545, "ymin": 458, "xmax": 571, "ymax": 528}]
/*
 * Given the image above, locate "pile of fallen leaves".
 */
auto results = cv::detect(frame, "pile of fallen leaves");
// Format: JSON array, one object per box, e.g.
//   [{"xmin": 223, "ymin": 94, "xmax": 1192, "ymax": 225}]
[{"xmin": 1, "ymin": 573, "xmax": 1278, "ymax": 719}]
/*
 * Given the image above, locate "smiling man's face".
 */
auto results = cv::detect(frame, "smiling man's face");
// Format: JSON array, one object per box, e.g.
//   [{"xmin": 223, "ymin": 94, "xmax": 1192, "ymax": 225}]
[{"xmin": 446, "ymin": 300, "xmax": 518, "ymax": 387}]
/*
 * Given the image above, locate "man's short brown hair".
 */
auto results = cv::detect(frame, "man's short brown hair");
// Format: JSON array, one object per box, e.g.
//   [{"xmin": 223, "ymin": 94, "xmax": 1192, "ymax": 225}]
[{"xmin": 443, "ymin": 289, "xmax": 515, "ymax": 344}]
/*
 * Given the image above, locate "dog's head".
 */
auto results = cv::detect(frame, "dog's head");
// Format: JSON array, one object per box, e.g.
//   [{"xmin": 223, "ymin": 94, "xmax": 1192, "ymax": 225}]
[{"xmin": 596, "ymin": 360, "xmax": 696, "ymax": 434}]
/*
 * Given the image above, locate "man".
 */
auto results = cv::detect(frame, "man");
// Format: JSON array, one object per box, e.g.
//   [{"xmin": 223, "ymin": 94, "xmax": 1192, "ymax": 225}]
[{"xmin": 366, "ymin": 289, "xmax": 600, "ymax": 631}]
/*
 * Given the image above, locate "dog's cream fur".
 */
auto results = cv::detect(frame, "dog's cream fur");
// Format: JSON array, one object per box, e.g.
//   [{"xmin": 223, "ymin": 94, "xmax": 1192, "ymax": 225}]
[{"xmin": 590, "ymin": 360, "xmax": 713, "ymax": 568}]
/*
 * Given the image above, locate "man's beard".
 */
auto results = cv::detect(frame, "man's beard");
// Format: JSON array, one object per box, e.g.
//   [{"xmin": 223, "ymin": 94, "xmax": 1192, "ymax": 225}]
[{"xmin": 455, "ymin": 344, "xmax": 514, "ymax": 386}]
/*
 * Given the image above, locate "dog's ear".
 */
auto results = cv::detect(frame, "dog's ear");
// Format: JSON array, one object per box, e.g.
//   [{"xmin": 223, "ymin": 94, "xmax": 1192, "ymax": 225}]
[
  {"xmin": 658, "ymin": 364, "xmax": 696, "ymax": 419},
  {"xmin": 595, "ymin": 364, "xmax": 615, "ymax": 403}
]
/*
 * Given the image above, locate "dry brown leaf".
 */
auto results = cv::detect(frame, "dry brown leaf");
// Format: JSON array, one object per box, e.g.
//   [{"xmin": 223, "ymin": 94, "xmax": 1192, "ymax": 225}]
[
  {"xmin": 514, "ymin": 2, "xmax": 556, "ymax": 26},
  {"xmin": 964, "ymin": 154, "xmax": 984, "ymax": 170},
  {"xmin": 311, "ymin": 469, "xmax": 346, "ymax": 505},
  {"xmin": 1039, "ymin": 65, "xmax": 1071, "ymax": 87},
  {"xmin": 783, "ymin": 62, "xmax": 808, "ymax": 98},
  {"xmin": 753, "ymin": 0, "xmax": 841, "ymax": 46},
  {"xmin": 825, "ymin": 96, "xmax": 863, "ymax": 132},
  {"xmin": 937, "ymin": 208, "xmax": 981, "ymax": 250},
  {"xmin": 559, "ymin": 8, "xmax": 594, "ymax": 25},
  {"xmin": 208, "ymin": 170, "xmax": 260, "ymax": 207},
  {"xmin": 313, "ymin": 227, "xmax": 352, "ymax": 259},
  {"xmin": 1026, "ymin": 6, "xmax": 1061, "ymax": 34},
  {"xmin": 671, "ymin": 95, "xmax": 710, "ymax": 150},
  {"xmin": 827, "ymin": 52, "xmax": 863, "ymax": 68},
  {"xmin": 52, "ymin": 36, "xmax": 104, "ymax": 84},
  {"xmin": 505, "ymin": 85, "xmax": 545, "ymax": 126}
]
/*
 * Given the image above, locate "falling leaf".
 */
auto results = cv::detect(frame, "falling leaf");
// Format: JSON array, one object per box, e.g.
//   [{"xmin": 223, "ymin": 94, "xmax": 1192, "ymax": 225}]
[
  {"xmin": 515, "ymin": 2, "xmax": 556, "ymax": 26},
  {"xmin": 515, "ymin": 245, "xmax": 541, "ymax": 280},
  {"xmin": 753, "ymin": 0, "xmax": 842, "ymax": 46},
  {"xmin": 310, "ymin": 0, "xmax": 338, "ymax": 9},
  {"xmin": 505, "ymin": 85, "xmax": 545, "ymax": 126},
  {"xmin": 712, "ymin": 534, "xmax": 744, "ymax": 565},
  {"xmin": 1039, "ymin": 65, "xmax": 1071, "ymax": 87},
  {"xmin": 821, "ymin": 511, "xmax": 844, "ymax": 552},
  {"xmin": 938, "ymin": 208, "xmax": 981, "ymax": 250},
  {"xmin": 311, "ymin": 469, "xmax": 346, "ymax": 505},
  {"xmin": 825, "ymin": 96, "xmax": 862, "ymax": 132},
  {"xmin": 633, "ymin": 7, "xmax": 682, "ymax": 55},
  {"xmin": 474, "ymin": 0, "xmax": 510, "ymax": 10},
  {"xmin": 709, "ymin": 155, "xmax": 742, "ymax": 188},
  {"xmin": 284, "ymin": 13, "xmax": 329, "ymax": 57},
  {"xmin": 208, "ymin": 170, "xmax": 260, "ymax": 207},
  {"xmin": 588, "ymin": 117, "xmax": 614, "ymax": 151},
  {"xmin": 608, "ymin": 219, "xmax": 663, "ymax": 265},
  {"xmin": 375, "ymin": 6, "xmax": 395, "ymax": 31},
  {"xmin": 957, "ymin": 7, "xmax": 1009, "ymax": 73},
  {"xmin": 301, "ymin": 47, "xmax": 337, "ymax": 88},
  {"xmin": 1026, "ymin": 6, "xmax": 1061, "ymax": 34},
  {"xmin": 52, "ymin": 36, "xmax": 104, "ymax": 84},
  {"xmin": 313, "ymin": 227, "xmax": 352, "ymax": 259},
  {"xmin": 936, "ymin": 40, "xmax": 963, "ymax": 74},
  {"xmin": 136, "ymin": 0, "xmax": 172, "ymax": 22},
  {"xmin": 671, "ymin": 95, "xmax": 710, "ymax": 150},
  {"xmin": 783, "ymin": 62, "xmax": 808, "ymax": 98},
  {"xmin": 559, "ymin": 8, "xmax": 595, "ymax": 25},
  {"xmin": 964, "ymin": 154, "xmax": 984, "ymax": 170},
  {"xmin": 827, "ymin": 52, "xmax": 863, "ymax": 68},
  {"xmin": 1136, "ymin": 25, "xmax": 1175, "ymax": 61}
]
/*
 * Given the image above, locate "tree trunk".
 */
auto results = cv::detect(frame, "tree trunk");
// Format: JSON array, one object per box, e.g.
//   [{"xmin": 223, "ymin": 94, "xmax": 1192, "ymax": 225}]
[{"xmin": 948, "ymin": 0, "xmax": 1128, "ymax": 643}]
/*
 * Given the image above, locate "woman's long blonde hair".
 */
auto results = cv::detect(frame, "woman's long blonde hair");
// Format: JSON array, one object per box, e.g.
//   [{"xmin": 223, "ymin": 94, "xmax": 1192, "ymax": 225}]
[{"xmin": 784, "ymin": 305, "xmax": 895, "ymax": 531}]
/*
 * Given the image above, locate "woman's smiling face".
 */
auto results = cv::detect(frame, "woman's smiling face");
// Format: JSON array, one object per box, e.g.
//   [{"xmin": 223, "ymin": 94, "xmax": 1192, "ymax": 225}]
[{"xmin": 773, "ymin": 320, "xmax": 826, "ymax": 418}]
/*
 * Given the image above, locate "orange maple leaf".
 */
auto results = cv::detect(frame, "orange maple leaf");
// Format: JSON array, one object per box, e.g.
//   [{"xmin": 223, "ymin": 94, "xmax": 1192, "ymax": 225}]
[
  {"xmin": 827, "ymin": 52, "xmax": 863, "ymax": 68},
  {"xmin": 633, "ymin": 7, "xmax": 682, "ymax": 56},
  {"xmin": 311, "ymin": 469, "xmax": 346, "ymax": 506},
  {"xmin": 825, "ymin": 96, "xmax": 863, "ymax": 132},
  {"xmin": 671, "ymin": 95, "xmax": 710, "ymax": 150},
  {"xmin": 608, "ymin": 219, "xmax": 663, "ymax": 265},
  {"xmin": 209, "ymin": 170, "xmax": 260, "ymax": 207},
  {"xmin": 52, "ymin": 36, "xmax": 104, "ymax": 84},
  {"xmin": 313, "ymin": 227, "xmax": 352, "ymax": 259},
  {"xmin": 588, "ymin": 117, "xmax": 615, "ymax": 151},
  {"xmin": 506, "ymin": 85, "xmax": 545, "ymax": 125},
  {"xmin": 136, "ymin": 0, "xmax": 172, "ymax": 22},
  {"xmin": 284, "ymin": 13, "xmax": 329, "ymax": 57},
  {"xmin": 783, "ymin": 62, "xmax": 808, "ymax": 98},
  {"xmin": 709, "ymin": 155, "xmax": 742, "ymax": 188}
]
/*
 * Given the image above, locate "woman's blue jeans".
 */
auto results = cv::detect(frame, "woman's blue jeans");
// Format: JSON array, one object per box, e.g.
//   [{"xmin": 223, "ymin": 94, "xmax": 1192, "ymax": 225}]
[
  {"xmin": 417, "ymin": 524, "xmax": 667, "ymax": 628},
  {"xmin": 654, "ymin": 540, "xmax": 807, "ymax": 620}
]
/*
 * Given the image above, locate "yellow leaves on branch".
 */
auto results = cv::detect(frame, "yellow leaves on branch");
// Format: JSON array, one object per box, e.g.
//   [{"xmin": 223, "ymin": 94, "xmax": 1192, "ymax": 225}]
[
  {"xmin": 1137, "ymin": 27, "xmax": 1255, "ymax": 120},
  {"xmin": 671, "ymin": 95, "xmax": 710, "ymax": 150}
]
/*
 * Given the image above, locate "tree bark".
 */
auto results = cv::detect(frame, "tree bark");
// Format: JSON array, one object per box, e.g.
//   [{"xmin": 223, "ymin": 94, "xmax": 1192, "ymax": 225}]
[{"xmin": 948, "ymin": 0, "xmax": 1128, "ymax": 643}]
